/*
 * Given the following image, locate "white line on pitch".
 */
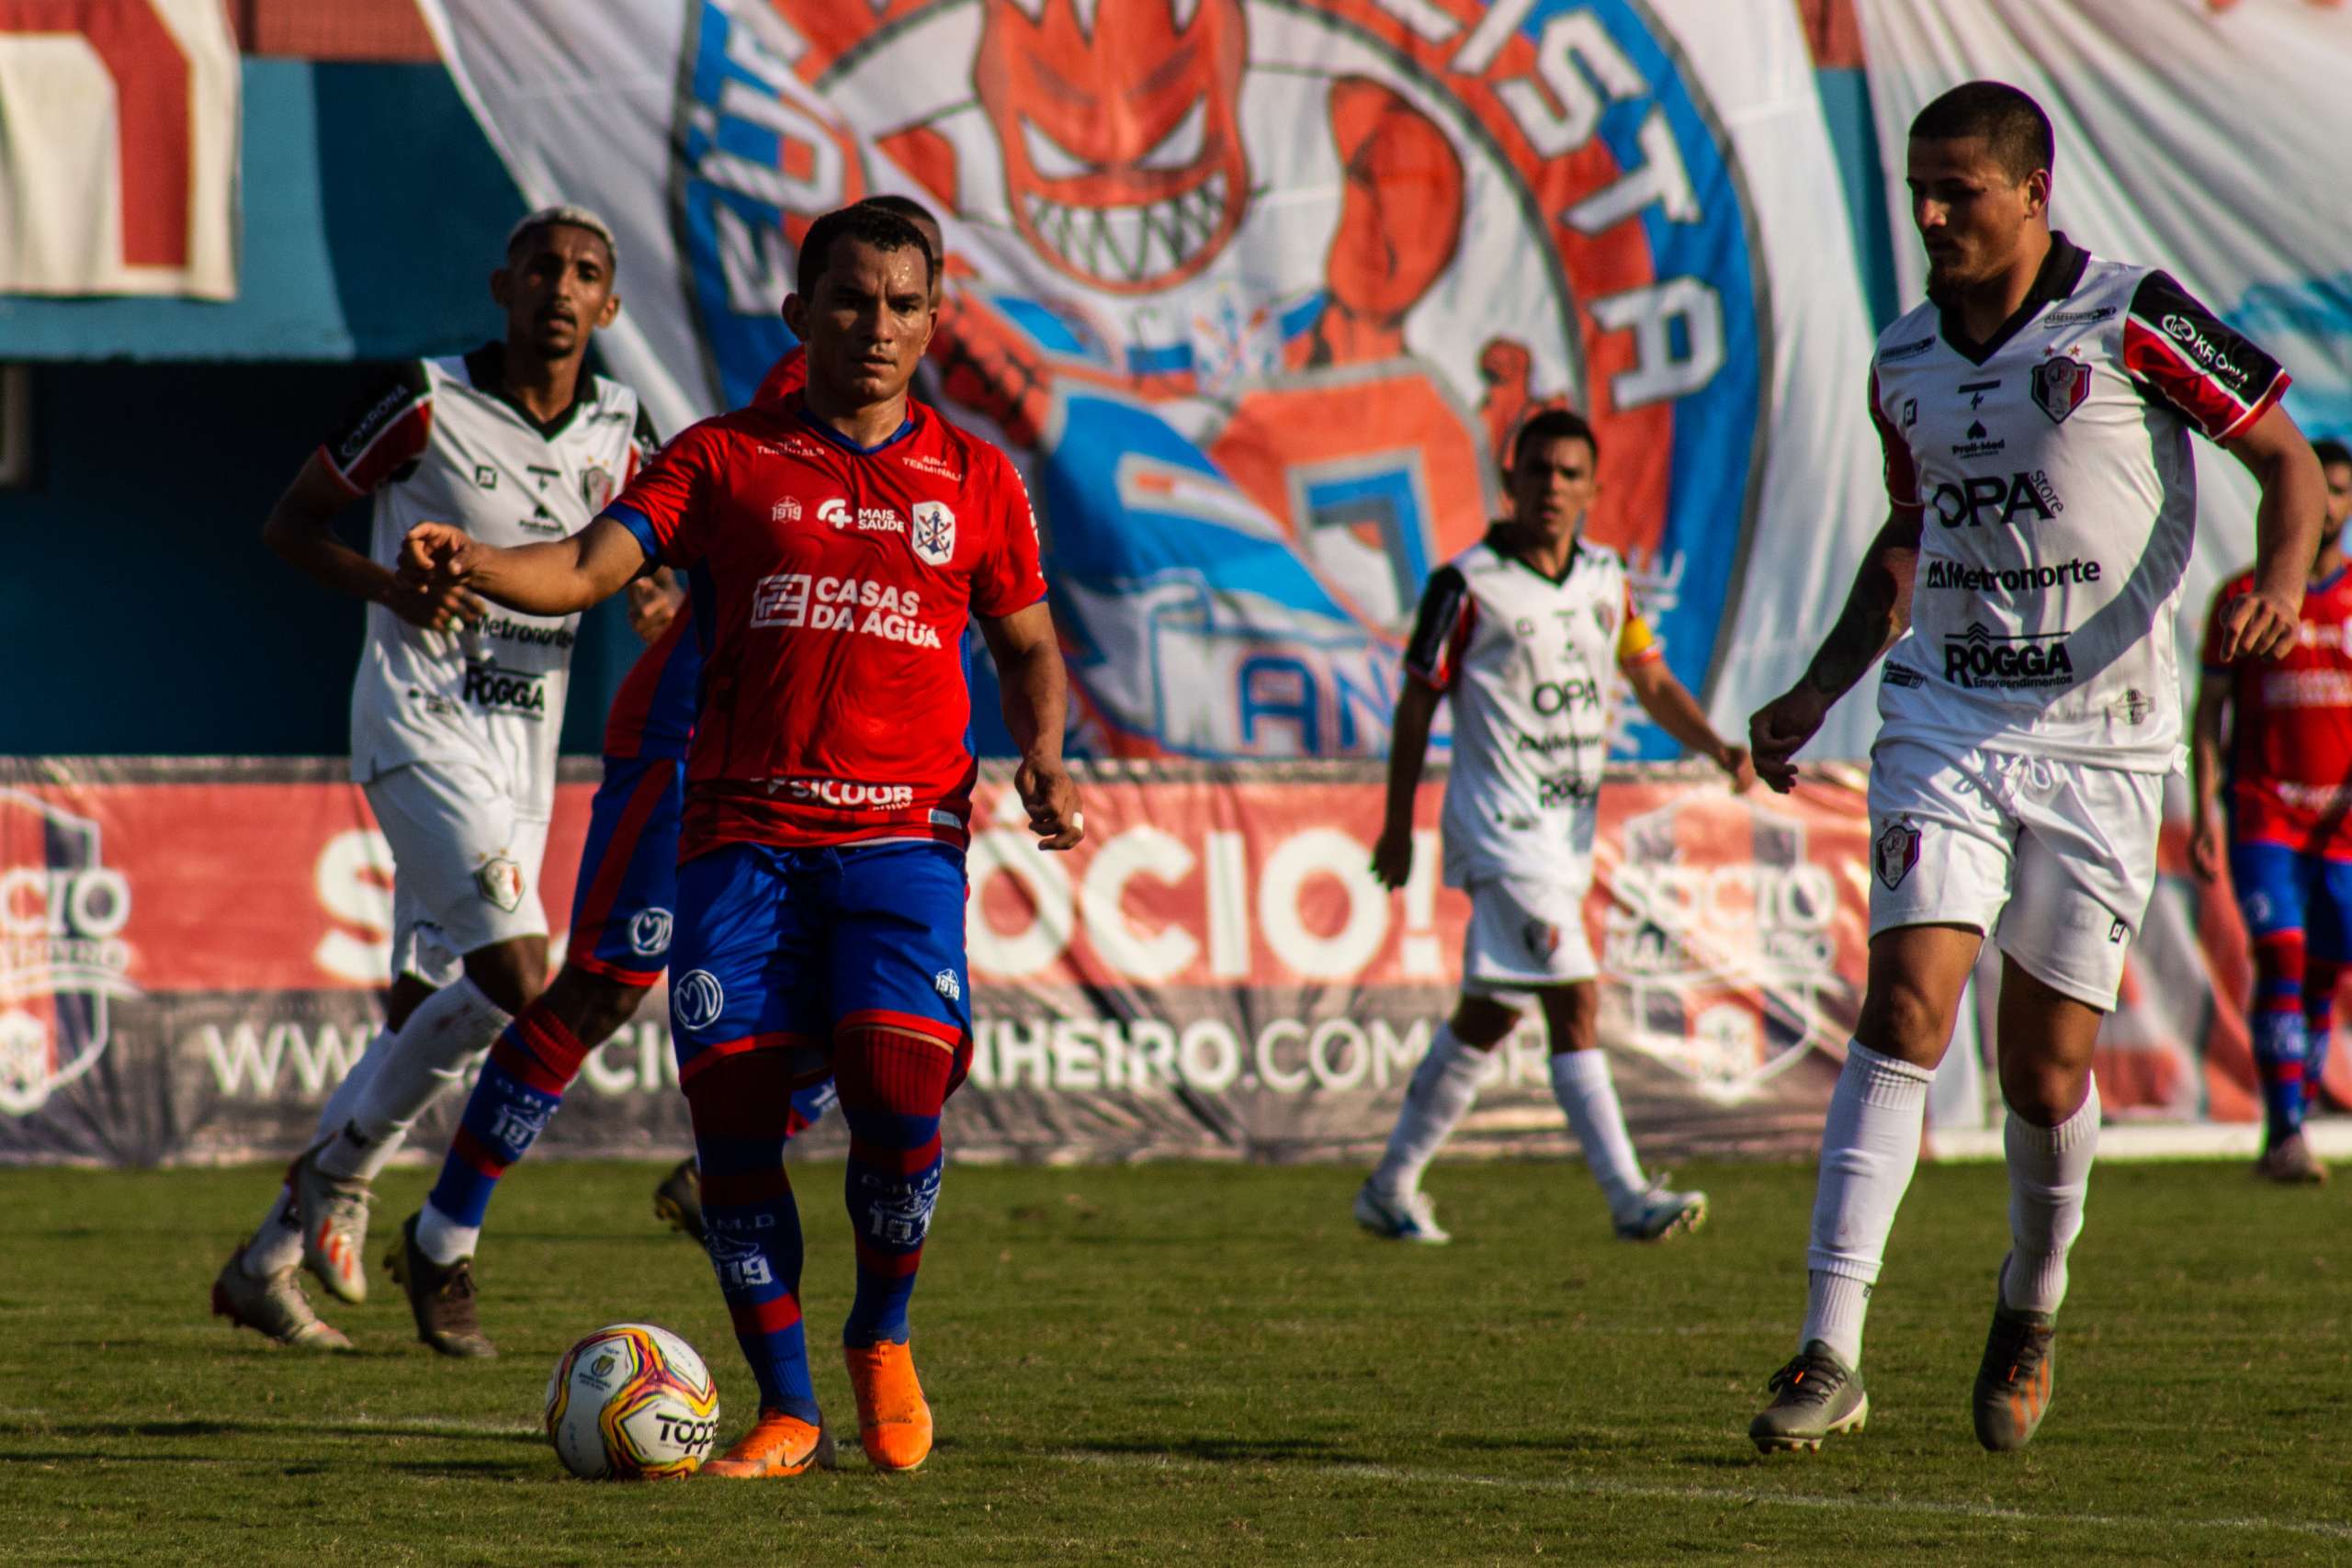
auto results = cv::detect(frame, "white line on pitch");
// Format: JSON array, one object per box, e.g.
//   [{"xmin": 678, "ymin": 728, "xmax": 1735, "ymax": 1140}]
[{"xmin": 1051, "ymin": 1450, "xmax": 2352, "ymax": 1541}]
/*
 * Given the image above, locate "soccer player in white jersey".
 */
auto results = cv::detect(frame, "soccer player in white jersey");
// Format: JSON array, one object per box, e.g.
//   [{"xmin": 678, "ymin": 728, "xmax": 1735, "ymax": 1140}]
[
  {"xmin": 1745, "ymin": 83, "xmax": 2324, "ymax": 1454},
  {"xmin": 1354, "ymin": 409, "xmax": 1754, "ymax": 1247},
  {"xmin": 212, "ymin": 207, "xmax": 656, "ymax": 1348}
]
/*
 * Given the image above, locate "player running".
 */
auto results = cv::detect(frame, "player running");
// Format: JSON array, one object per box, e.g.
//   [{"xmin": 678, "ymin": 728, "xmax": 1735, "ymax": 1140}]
[
  {"xmin": 215, "ymin": 207, "xmax": 653, "ymax": 1350},
  {"xmin": 1745, "ymin": 83, "xmax": 2323, "ymax": 1454},
  {"xmin": 1353, "ymin": 408, "xmax": 1753, "ymax": 1247},
  {"xmin": 2191, "ymin": 438, "xmax": 2352, "ymax": 1185},
  {"xmin": 397, "ymin": 204, "xmax": 1080, "ymax": 1476}
]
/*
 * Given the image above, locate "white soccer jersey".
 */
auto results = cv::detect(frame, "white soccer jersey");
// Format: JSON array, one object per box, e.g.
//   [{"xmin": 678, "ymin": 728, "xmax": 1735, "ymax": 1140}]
[
  {"xmin": 1406, "ymin": 533, "xmax": 1661, "ymax": 886},
  {"xmin": 320, "ymin": 344, "xmax": 656, "ymax": 815},
  {"xmin": 1869, "ymin": 233, "xmax": 2289, "ymax": 772}
]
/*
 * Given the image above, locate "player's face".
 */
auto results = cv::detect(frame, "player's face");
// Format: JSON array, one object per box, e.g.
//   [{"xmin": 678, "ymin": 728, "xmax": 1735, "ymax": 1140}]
[
  {"xmin": 786, "ymin": 240, "xmax": 936, "ymax": 408},
  {"xmin": 2325, "ymin": 462, "xmax": 2352, "ymax": 536},
  {"xmin": 1906, "ymin": 137, "xmax": 2048, "ymax": 299},
  {"xmin": 492, "ymin": 224, "xmax": 619, "ymax": 361},
  {"xmin": 1506, "ymin": 435, "xmax": 1598, "ymax": 539}
]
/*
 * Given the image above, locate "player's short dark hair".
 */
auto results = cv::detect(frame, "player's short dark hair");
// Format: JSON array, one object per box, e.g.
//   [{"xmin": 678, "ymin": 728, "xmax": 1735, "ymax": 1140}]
[
  {"xmin": 1910, "ymin": 81, "xmax": 2054, "ymax": 185},
  {"xmin": 796, "ymin": 204, "xmax": 935, "ymax": 298},
  {"xmin": 1510, "ymin": 407, "xmax": 1599, "ymax": 468},
  {"xmin": 857, "ymin": 193, "xmax": 940, "ymax": 237},
  {"xmin": 2313, "ymin": 437, "xmax": 2352, "ymax": 472}
]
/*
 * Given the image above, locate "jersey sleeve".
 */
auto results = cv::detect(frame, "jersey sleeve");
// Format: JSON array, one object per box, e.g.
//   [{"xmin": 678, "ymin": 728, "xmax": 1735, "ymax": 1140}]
[
  {"xmin": 1403, "ymin": 565, "xmax": 1475, "ymax": 691},
  {"xmin": 1615, "ymin": 581, "xmax": 1663, "ymax": 669},
  {"xmin": 604, "ymin": 419, "xmax": 720, "ymax": 570},
  {"xmin": 318, "ymin": 363, "xmax": 432, "ymax": 497},
  {"xmin": 1866, "ymin": 367, "xmax": 1923, "ymax": 516},
  {"xmin": 2121, "ymin": 271, "xmax": 2290, "ymax": 443},
  {"xmin": 970, "ymin": 450, "xmax": 1049, "ymax": 618},
  {"xmin": 624, "ymin": 402, "xmax": 662, "ymax": 483}
]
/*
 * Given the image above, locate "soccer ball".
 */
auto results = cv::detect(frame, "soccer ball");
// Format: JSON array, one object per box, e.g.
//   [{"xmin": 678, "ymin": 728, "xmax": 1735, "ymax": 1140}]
[{"xmin": 544, "ymin": 1323, "xmax": 720, "ymax": 1480}]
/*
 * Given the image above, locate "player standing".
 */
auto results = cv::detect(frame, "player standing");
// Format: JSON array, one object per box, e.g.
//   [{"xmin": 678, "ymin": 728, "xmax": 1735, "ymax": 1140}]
[
  {"xmin": 1353, "ymin": 409, "xmax": 1752, "ymax": 1246},
  {"xmin": 398, "ymin": 204, "xmax": 1080, "ymax": 1475},
  {"xmin": 214, "ymin": 207, "xmax": 652, "ymax": 1349},
  {"xmin": 1745, "ymin": 83, "xmax": 2323, "ymax": 1454},
  {"xmin": 2190, "ymin": 438, "xmax": 2352, "ymax": 1184}
]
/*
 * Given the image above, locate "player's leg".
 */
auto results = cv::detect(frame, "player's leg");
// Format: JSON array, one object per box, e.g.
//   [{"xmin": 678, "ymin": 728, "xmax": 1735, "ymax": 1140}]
[
  {"xmin": 671, "ymin": 844, "xmax": 833, "ymax": 1478},
  {"xmin": 1752, "ymin": 739, "xmax": 2006, "ymax": 1453},
  {"xmin": 1534, "ymin": 981, "xmax": 1704, "ymax": 1241},
  {"xmin": 2230, "ymin": 839, "xmax": 2321, "ymax": 1179},
  {"xmin": 1356, "ymin": 989, "xmax": 1516, "ymax": 1244},
  {"xmin": 2303, "ymin": 859, "xmax": 2352, "ymax": 1143},
  {"xmin": 659, "ymin": 1077, "xmax": 842, "ymax": 1245},
  {"xmin": 829, "ymin": 841, "xmax": 974, "ymax": 1472}
]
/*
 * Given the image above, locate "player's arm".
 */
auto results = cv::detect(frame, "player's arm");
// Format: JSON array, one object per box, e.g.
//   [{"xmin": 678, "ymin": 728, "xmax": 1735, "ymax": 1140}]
[
  {"xmin": 1747, "ymin": 511, "xmax": 1920, "ymax": 794},
  {"xmin": 2219, "ymin": 404, "xmax": 2325, "ymax": 661},
  {"xmin": 1624, "ymin": 657, "xmax": 1754, "ymax": 792},
  {"xmin": 400, "ymin": 514, "xmax": 647, "ymax": 616},
  {"xmin": 2188, "ymin": 671, "xmax": 2231, "ymax": 883},
  {"xmin": 261, "ymin": 455, "xmax": 488, "ymax": 632},
  {"xmin": 977, "ymin": 602, "xmax": 1082, "ymax": 851},
  {"xmin": 1374, "ymin": 676, "xmax": 1442, "ymax": 891}
]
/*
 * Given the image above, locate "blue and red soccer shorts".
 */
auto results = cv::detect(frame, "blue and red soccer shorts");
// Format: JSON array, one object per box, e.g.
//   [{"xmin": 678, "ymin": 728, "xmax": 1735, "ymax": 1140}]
[
  {"xmin": 566, "ymin": 755, "xmax": 684, "ymax": 987},
  {"xmin": 665, "ymin": 840, "xmax": 971, "ymax": 1089},
  {"xmin": 2230, "ymin": 838, "xmax": 2352, "ymax": 958}
]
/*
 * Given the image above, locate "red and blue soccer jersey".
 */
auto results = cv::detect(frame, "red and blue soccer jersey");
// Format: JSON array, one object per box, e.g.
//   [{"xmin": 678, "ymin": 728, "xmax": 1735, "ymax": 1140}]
[
  {"xmin": 604, "ymin": 395, "xmax": 1046, "ymax": 861},
  {"xmin": 601, "ymin": 610, "xmax": 701, "ymax": 762},
  {"xmin": 2203, "ymin": 566, "xmax": 2352, "ymax": 858}
]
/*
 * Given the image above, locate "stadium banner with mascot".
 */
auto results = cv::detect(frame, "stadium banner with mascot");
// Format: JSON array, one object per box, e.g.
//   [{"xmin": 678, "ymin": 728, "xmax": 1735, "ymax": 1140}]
[
  {"xmin": 1854, "ymin": 0, "xmax": 2352, "ymax": 748},
  {"xmin": 0, "ymin": 757, "xmax": 2313, "ymax": 1167},
  {"xmin": 0, "ymin": 0, "xmax": 241, "ymax": 299},
  {"xmin": 417, "ymin": 0, "xmax": 1889, "ymax": 761}
]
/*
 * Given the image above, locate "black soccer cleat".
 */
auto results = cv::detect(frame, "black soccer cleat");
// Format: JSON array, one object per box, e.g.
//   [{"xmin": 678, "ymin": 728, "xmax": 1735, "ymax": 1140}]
[{"xmin": 653, "ymin": 1157, "xmax": 707, "ymax": 1243}]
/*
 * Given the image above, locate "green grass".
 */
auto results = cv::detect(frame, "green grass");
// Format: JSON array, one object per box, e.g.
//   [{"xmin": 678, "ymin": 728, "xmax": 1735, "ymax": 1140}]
[{"xmin": 3, "ymin": 1159, "xmax": 2349, "ymax": 1565}]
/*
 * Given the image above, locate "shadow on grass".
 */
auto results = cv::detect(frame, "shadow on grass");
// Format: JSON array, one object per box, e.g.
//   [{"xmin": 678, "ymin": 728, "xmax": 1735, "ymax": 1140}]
[
  {"xmin": 3, "ymin": 1417, "xmax": 540, "ymax": 1446},
  {"xmin": 1069, "ymin": 1436, "xmax": 1379, "ymax": 1466}
]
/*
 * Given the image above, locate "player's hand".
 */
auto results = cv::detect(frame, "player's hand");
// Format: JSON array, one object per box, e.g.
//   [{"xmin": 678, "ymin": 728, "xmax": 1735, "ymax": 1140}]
[
  {"xmin": 627, "ymin": 569, "xmax": 685, "ymax": 645},
  {"xmin": 2218, "ymin": 588, "xmax": 2301, "ymax": 662},
  {"xmin": 1715, "ymin": 743, "xmax": 1758, "ymax": 795},
  {"xmin": 1748, "ymin": 685, "xmax": 1832, "ymax": 795},
  {"xmin": 1370, "ymin": 823, "xmax": 1413, "ymax": 890},
  {"xmin": 1016, "ymin": 758, "xmax": 1083, "ymax": 851},
  {"xmin": 2189, "ymin": 810, "xmax": 2226, "ymax": 883},
  {"xmin": 380, "ymin": 574, "xmax": 486, "ymax": 634},
  {"xmin": 399, "ymin": 522, "xmax": 478, "ymax": 586}
]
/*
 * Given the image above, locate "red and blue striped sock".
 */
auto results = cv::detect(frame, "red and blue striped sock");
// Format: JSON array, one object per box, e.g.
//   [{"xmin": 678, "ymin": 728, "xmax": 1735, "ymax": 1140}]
[
  {"xmin": 424, "ymin": 1007, "xmax": 592, "ymax": 1238},
  {"xmin": 2305, "ymin": 957, "xmax": 2342, "ymax": 1114},
  {"xmin": 835, "ymin": 1032, "xmax": 954, "ymax": 1349},
  {"xmin": 687, "ymin": 1055, "xmax": 818, "ymax": 1422},
  {"xmin": 2252, "ymin": 930, "xmax": 2310, "ymax": 1146}
]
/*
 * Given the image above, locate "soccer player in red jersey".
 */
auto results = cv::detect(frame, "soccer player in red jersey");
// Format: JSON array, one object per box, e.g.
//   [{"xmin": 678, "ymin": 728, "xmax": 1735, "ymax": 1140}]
[
  {"xmin": 2193, "ymin": 438, "xmax": 2352, "ymax": 1183},
  {"xmin": 753, "ymin": 194, "xmax": 944, "ymax": 408},
  {"xmin": 399, "ymin": 204, "xmax": 1081, "ymax": 1476}
]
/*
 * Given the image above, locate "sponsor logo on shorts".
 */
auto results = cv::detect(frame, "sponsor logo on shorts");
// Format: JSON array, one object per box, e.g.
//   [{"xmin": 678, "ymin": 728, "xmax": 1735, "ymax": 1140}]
[
  {"xmin": 460, "ymin": 663, "xmax": 549, "ymax": 717},
  {"xmin": 934, "ymin": 968, "xmax": 961, "ymax": 1002},
  {"xmin": 1921, "ymin": 558, "xmax": 2100, "ymax": 594},
  {"xmin": 672, "ymin": 969, "xmax": 725, "ymax": 1032},
  {"xmin": 628, "ymin": 908, "xmax": 673, "ymax": 957},
  {"xmin": 1941, "ymin": 624, "xmax": 2075, "ymax": 690},
  {"xmin": 910, "ymin": 501, "xmax": 956, "ymax": 566},
  {"xmin": 474, "ymin": 856, "xmax": 525, "ymax": 912},
  {"xmin": 749, "ymin": 573, "xmax": 940, "ymax": 647},
  {"xmin": 2109, "ymin": 917, "xmax": 2128, "ymax": 943},
  {"xmin": 1873, "ymin": 819, "xmax": 1920, "ymax": 891},
  {"xmin": 1931, "ymin": 470, "xmax": 2063, "ymax": 528}
]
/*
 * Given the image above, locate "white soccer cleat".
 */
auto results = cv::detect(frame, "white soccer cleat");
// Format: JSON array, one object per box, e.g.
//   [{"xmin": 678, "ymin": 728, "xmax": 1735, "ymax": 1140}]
[
  {"xmin": 290, "ymin": 1143, "xmax": 374, "ymax": 1303},
  {"xmin": 1352, "ymin": 1180, "xmax": 1451, "ymax": 1244},
  {"xmin": 1612, "ymin": 1178, "xmax": 1707, "ymax": 1242}
]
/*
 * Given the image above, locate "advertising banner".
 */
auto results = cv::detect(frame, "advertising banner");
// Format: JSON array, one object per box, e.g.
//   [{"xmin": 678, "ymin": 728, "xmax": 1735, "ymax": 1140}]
[{"xmin": 420, "ymin": 0, "xmax": 1888, "ymax": 762}]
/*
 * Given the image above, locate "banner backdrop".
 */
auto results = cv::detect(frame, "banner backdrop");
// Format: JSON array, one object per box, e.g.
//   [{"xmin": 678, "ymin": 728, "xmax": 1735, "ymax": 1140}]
[
  {"xmin": 1854, "ymin": 0, "xmax": 2352, "ymax": 739},
  {"xmin": 0, "ymin": 0, "xmax": 241, "ymax": 299},
  {"xmin": 418, "ymin": 0, "xmax": 1888, "ymax": 763},
  {"xmin": 0, "ymin": 757, "xmax": 2314, "ymax": 1166}
]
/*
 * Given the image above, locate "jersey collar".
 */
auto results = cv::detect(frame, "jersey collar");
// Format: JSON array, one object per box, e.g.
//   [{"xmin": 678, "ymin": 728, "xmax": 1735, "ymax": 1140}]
[
  {"xmin": 1936, "ymin": 231, "xmax": 2090, "ymax": 367},
  {"xmin": 790, "ymin": 394, "xmax": 920, "ymax": 456},
  {"xmin": 1485, "ymin": 524, "xmax": 1584, "ymax": 586},
  {"xmin": 463, "ymin": 341, "xmax": 599, "ymax": 440}
]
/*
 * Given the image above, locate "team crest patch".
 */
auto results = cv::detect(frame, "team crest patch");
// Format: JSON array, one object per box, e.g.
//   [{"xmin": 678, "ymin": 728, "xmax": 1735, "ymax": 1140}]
[
  {"xmin": 580, "ymin": 463, "xmax": 615, "ymax": 512},
  {"xmin": 910, "ymin": 501, "xmax": 956, "ymax": 566},
  {"xmin": 474, "ymin": 856, "xmax": 525, "ymax": 912},
  {"xmin": 1872, "ymin": 820, "xmax": 1920, "ymax": 892},
  {"xmin": 2030, "ymin": 355, "xmax": 2092, "ymax": 424},
  {"xmin": 1521, "ymin": 920, "xmax": 1562, "ymax": 962}
]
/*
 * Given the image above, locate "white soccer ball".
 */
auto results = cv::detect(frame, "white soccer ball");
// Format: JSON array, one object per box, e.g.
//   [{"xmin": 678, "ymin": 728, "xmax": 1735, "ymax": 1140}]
[{"xmin": 544, "ymin": 1322, "xmax": 720, "ymax": 1480}]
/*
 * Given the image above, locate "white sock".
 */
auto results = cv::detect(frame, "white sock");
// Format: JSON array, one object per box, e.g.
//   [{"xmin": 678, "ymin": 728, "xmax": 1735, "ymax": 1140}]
[
  {"xmin": 1548, "ymin": 1048, "xmax": 1645, "ymax": 1216},
  {"xmin": 240, "ymin": 1026, "xmax": 391, "ymax": 1275},
  {"xmin": 318, "ymin": 978, "xmax": 513, "ymax": 1181},
  {"xmin": 1369, "ymin": 1024, "xmax": 1489, "ymax": 1196},
  {"xmin": 1801, "ymin": 1041, "xmax": 1936, "ymax": 1366},
  {"xmin": 415, "ymin": 1201, "xmax": 481, "ymax": 1267},
  {"xmin": 2001, "ymin": 1077, "xmax": 2099, "ymax": 1316}
]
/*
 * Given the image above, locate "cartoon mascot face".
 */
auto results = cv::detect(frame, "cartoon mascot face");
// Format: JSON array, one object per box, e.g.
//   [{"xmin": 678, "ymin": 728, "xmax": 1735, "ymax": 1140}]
[{"xmin": 976, "ymin": 0, "xmax": 1250, "ymax": 295}]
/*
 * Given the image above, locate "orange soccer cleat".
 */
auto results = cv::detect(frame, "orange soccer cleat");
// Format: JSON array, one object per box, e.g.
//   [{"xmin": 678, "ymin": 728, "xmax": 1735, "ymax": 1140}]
[
  {"xmin": 699, "ymin": 1411, "xmax": 834, "ymax": 1479},
  {"xmin": 843, "ymin": 1340, "xmax": 934, "ymax": 1472}
]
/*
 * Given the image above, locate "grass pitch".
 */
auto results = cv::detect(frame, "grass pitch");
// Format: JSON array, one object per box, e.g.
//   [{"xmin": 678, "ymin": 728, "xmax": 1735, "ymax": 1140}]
[{"xmin": 4, "ymin": 1157, "xmax": 2349, "ymax": 1565}]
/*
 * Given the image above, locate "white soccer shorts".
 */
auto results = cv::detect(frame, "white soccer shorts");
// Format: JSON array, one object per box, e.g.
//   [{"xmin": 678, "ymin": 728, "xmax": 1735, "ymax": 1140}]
[
  {"xmin": 1866, "ymin": 736, "xmax": 2164, "ymax": 1010},
  {"xmin": 1461, "ymin": 874, "xmax": 1599, "ymax": 995},
  {"xmin": 365, "ymin": 761, "xmax": 551, "ymax": 987}
]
